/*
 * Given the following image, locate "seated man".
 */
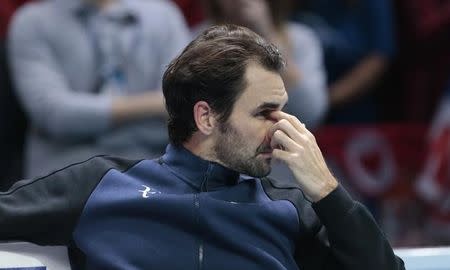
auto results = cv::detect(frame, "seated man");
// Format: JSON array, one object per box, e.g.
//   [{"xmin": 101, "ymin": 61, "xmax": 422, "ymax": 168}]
[{"xmin": 0, "ymin": 25, "xmax": 404, "ymax": 269}]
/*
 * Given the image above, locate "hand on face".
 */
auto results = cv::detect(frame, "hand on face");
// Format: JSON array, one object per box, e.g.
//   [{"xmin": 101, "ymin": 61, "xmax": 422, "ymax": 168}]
[{"xmin": 268, "ymin": 111, "xmax": 338, "ymax": 202}]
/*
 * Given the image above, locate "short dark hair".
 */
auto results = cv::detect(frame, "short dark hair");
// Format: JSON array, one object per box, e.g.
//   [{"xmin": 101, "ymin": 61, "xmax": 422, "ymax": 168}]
[{"xmin": 162, "ymin": 24, "xmax": 285, "ymax": 146}]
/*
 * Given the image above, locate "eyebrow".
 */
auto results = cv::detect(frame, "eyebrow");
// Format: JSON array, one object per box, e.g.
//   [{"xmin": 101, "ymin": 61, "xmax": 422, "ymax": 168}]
[{"xmin": 252, "ymin": 102, "xmax": 284, "ymax": 114}]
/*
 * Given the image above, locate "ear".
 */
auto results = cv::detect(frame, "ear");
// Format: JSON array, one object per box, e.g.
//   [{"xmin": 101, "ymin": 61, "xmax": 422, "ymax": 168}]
[{"xmin": 193, "ymin": 101, "xmax": 217, "ymax": 135}]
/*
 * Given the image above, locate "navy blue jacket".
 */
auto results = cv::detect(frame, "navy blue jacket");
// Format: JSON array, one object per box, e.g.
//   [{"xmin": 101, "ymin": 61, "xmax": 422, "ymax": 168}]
[{"xmin": 0, "ymin": 144, "xmax": 404, "ymax": 269}]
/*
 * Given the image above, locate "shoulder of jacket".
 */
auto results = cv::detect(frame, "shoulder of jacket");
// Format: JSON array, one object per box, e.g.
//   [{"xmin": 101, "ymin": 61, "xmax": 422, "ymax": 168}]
[
  {"xmin": 261, "ymin": 176, "xmax": 323, "ymax": 237},
  {"xmin": 52, "ymin": 155, "xmax": 142, "ymax": 179},
  {"xmin": 7, "ymin": 155, "xmax": 142, "ymax": 194}
]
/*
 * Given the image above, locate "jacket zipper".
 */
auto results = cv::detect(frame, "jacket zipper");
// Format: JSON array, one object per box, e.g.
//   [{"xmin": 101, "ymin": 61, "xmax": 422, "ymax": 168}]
[
  {"xmin": 194, "ymin": 193, "xmax": 203, "ymax": 270},
  {"xmin": 198, "ymin": 241, "xmax": 204, "ymax": 270}
]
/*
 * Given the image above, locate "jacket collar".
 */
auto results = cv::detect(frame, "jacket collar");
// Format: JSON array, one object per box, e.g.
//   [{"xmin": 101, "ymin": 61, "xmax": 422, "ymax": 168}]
[{"xmin": 162, "ymin": 144, "xmax": 243, "ymax": 191}]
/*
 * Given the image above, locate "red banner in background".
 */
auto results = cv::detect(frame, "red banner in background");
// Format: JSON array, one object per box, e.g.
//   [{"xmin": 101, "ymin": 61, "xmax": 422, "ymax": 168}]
[
  {"xmin": 315, "ymin": 124, "xmax": 427, "ymax": 199},
  {"xmin": 314, "ymin": 124, "xmax": 449, "ymax": 247}
]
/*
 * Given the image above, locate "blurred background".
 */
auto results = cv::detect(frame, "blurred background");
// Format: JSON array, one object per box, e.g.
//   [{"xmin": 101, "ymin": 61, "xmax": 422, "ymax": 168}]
[{"xmin": 0, "ymin": 0, "xmax": 449, "ymax": 249}]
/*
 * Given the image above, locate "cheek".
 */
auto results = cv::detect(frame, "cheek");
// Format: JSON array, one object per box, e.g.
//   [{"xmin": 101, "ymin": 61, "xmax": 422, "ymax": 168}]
[{"xmin": 245, "ymin": 121, "xmax": 272, "ymax": 145}]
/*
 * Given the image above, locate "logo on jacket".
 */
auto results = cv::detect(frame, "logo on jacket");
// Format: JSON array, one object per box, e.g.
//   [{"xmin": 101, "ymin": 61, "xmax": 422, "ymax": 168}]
[{"xmin": 139, "ymin": 185, "xmax": 161, "ymax": 198}]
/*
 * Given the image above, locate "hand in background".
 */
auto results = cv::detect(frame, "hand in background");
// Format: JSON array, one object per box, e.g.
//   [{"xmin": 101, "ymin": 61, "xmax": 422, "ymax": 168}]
[{"xmin": 112, "ymin": 91, "xmax": 167, "ymax": 125}]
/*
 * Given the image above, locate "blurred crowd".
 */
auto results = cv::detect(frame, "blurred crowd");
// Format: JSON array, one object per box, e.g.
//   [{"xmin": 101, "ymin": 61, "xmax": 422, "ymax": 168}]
[{"xmin": 0, "ymin": 0, "xmax": 449, "ymax": 247}]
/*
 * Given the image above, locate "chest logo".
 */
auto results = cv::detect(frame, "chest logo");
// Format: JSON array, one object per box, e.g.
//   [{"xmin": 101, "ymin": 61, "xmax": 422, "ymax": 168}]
[{"xmin": 138, "ymin": 185, "xmax": 161, "ymax": 198}]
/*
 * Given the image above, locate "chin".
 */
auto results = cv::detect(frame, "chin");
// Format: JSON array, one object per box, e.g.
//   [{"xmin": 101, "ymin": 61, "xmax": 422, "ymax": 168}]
[{"xmin": 246, "ymin": 165, "xmax": 271, "ymax": 178}]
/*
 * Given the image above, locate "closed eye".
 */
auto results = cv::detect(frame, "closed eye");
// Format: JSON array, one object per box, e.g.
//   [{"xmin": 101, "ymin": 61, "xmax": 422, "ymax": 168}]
[
  {"xmin": 255, "ymin": 110, "xmax": 273, "ymax": 118},
  {"xmin": 252, "ymin": 102, "xmax": 285, "ymax": 119}
]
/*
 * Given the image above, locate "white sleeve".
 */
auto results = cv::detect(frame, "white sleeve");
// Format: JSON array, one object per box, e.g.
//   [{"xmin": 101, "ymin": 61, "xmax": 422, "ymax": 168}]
[
  {"xmin": 284, "ymin": 23, "xmax": 328, "ymax": 129},
  {"xmin": 8, "ymin": 5, "xmax": 113, "ymax": 139},
  {"xmin": 154, "ymin": 1, "xmax": 191, "ymax": 88}
]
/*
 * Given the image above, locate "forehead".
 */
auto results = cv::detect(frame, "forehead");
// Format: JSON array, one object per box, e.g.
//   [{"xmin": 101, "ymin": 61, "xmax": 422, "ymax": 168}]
[{"xmin": 234, "ymin": 62, "xmax": 287, "ymax": 110}]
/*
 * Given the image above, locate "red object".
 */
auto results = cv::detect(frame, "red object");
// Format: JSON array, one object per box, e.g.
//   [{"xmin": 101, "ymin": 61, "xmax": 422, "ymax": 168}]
[
  {"xmin": 172, "ymin": 0, "xmax": 205, "ymax": 27},
  {"xmin": 416, "ymin": 127, "xmax": 450, "ymax": 223},
  {"xmin": 0, "ymin": 0, "xmax": 32, "ymax": 38},
  {"xmin": 393, "ymin": 0, "xmax": 450, "ymax": 122},
  {"xmin": 315, "ymin": 124, "xmax": 427, "ymax": 198},
  {"xmin": 315, "ymin": 123, "xmax": 449, "ymax": 244}
]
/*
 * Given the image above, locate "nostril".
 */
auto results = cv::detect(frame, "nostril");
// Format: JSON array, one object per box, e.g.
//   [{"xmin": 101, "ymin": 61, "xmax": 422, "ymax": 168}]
[
  {"xmin": 264, "ymin": 132, "xmax": 273, "ymax": 143},
  {"xmin": 268, "ymin": 118, "xmax": 277, "ymax": 124}
]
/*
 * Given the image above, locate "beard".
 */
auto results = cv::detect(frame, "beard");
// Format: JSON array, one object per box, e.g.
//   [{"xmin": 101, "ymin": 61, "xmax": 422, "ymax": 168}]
[{"xmin": 213, "ymin": 121, "xmax": 272, "ymax": 177}]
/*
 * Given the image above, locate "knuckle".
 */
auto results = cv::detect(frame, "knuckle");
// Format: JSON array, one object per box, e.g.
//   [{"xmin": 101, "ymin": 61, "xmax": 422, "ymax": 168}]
[
  {"xmin": 274, "ymin": 130, "xmax": 283, "ymax": 138},
  {"xmin": 303, "ymin": 134, "xmax": 312, "ymax": 141},
  {"xmin": 272, "ymin": 122, "xmax": 281, "ymax": 130},
  {"xmin": 279, "ymin": 119, "xmax": 289, "ymax": 126}
]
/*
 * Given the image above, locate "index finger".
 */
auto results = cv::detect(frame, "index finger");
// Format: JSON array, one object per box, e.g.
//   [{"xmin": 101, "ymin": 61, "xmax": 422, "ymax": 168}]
[{"xmin": 270, "ymin": 111, "xmax": 305, "ymax": 132}]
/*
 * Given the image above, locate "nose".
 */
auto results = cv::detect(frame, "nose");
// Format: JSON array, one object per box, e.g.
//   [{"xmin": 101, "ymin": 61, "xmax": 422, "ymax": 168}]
[{"xmin": 263, "ymin": 120, "xmax": 275, "ymax": 143}]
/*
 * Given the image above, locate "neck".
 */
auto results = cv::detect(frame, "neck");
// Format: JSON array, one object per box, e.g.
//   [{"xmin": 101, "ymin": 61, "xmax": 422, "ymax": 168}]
[{"xmin": 183, "ymin": 135, "xmax": 219, "ymax": 164}]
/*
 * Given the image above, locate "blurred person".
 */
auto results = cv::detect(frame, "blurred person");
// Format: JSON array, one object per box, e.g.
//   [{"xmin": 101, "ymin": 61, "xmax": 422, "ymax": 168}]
[
  {"xmin": 297, "ymin": 0, "xmax": 395, "ymax": 123},
  {"xmin": 415, "ymin": 80, "xmax": 450, "ymax": 245},
  {"xmin": 173, "ymin": 0, "xmax": 205, "ymax": 27},
  {"xmin": 391, "ymin": 0, "xmax": 450, "ymax": 123},
  {"xmin": 0, "ymin": 0, "xmax": 32, "ymax": 189},
  {"xmin": 0, "ymin": 25, "xmax": 404, "ymax": 269},
  {"xmin": 8, "ymin": 0, "xmax": 190, "ymax": 178},
  {"xmin": 195, "ymin": 0, "xmax": 328, "ymax": 130},
  {"xmin": 0, "ymin": 0, "xmax": 30, "ymax": 37}
]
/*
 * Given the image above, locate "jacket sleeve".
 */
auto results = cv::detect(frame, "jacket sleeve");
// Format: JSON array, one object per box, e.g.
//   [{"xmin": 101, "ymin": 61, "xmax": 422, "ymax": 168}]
[
  {"xmin": 0, "ymin": 156, "xmax": 133, "ymax": 246},
  {"xmin": 284, "ymin": 23, "xmax": 328, "ymax": 129},
  {"xmin": 8, "ymin": 4, "xmax": 113, "ymax": 140},
  {"xmin": 296, "ymin": 185, "xmax": 405, "ymax": 270}
]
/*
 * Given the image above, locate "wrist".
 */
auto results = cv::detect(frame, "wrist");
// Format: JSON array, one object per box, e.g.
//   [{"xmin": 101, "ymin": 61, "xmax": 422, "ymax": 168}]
[{"xmin": 311, "ymin": 176, "xmax": 339, "ymax": 202}]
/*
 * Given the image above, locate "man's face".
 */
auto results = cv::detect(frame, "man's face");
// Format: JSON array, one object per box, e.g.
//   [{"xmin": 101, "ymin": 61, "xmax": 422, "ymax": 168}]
[{"xmin": 212, "ymin": 62, "xmax": 287, "ymax": 177}]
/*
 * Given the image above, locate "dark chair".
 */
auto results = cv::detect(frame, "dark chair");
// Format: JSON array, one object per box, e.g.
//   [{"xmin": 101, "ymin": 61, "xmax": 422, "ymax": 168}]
[{"xmin": 0, "ymin": 40, "xmax": 27, "ymax": 190}]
